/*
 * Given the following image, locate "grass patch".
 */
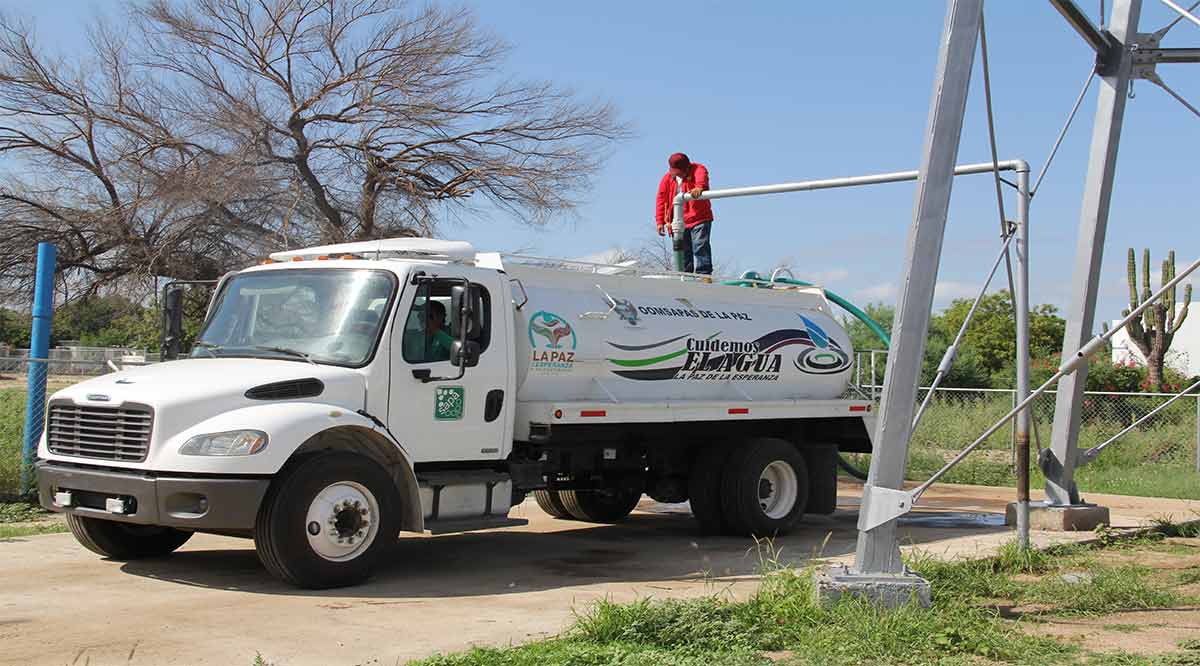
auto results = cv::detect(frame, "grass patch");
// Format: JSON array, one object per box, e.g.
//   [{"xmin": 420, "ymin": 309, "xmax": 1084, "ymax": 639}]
[
  {"xmin": 0, "ymin": 520, "xmax": 65, "ymax": 539},
  {"xmin": 0, "ymin": 500, "xmax": 49, "ymax": 523},
  {"xmin": 1023, "ymin": 565, "xmax": 1182, "ymax": 616},
  {"xmin": 414, "ymin": 535, "xmax": 1200, "ymax": 666},
  {"xmin": 415, "ymin": 565, "xmax": 1074, "ymax": 666},
  {"xmin": 1101, "ymin": 623, "xmax": 1142, "ymax": 633}
]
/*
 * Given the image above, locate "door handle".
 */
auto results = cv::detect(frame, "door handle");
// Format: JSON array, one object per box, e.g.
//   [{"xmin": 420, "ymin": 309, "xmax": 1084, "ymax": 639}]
[{"xmin": 484, "ymin": 389, "xmax": 504, "ymax": 422}]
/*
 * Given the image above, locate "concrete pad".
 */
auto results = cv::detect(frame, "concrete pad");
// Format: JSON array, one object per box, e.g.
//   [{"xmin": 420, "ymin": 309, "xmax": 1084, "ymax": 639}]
[
  {"xmin": 813, "ymin": 564, "xmax": 931, "ymax": 608},
  {"xmin": 1005, "ymin": 501, "xmax": 1111, "ymax": 531}
]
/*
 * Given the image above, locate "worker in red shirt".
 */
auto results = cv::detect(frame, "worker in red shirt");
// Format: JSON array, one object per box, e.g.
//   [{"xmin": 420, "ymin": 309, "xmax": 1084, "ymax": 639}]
[{"xmin": 655, "ymin": 152, "xmax": 713, "ymax": 275}]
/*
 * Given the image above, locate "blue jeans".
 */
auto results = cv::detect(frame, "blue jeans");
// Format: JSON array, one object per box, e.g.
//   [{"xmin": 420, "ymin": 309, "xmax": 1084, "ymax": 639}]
[{"xmin": 680, "ymin": 221, "xmax": 713, "ymax": 274}]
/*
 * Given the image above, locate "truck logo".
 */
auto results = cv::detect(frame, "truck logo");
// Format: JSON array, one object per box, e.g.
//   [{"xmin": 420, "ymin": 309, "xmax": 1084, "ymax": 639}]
[
  {"xmin": 793, "ymin": 315, "xmax": 851, "ymax": 375},
  {"xmin": 434, "ymin": 386, "xmax": 465, "ymax": 421},
  {"xmin": 528, "ymin": 311, "xmax": 576, "ymax": 350},
  {"xmin": 528, "ymin": 310, "xmax": 576, "ymax": 373}
]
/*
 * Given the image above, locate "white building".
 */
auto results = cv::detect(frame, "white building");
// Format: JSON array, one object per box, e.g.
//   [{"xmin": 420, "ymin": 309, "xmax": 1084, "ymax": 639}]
[{"xmin": 1110, "ymin": 303, "xmax": 1200, "ymax": 377}]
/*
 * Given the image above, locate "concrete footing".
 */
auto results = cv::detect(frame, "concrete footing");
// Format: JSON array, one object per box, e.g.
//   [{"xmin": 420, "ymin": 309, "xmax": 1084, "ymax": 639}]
[
  {"xmin": 1005, "ymin": 501, "xmax": 1110, "ymax": 531},
  {"xmin": 813, "ymin": 564, "xmax": 931, "ymax": 609}
]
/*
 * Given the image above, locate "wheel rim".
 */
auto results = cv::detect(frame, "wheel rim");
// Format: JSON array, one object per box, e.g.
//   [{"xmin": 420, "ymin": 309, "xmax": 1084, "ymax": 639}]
[
  {"xmin": 758, "ymin": 460, "xmax": 799, "ymax": 520},
  {"xmin": 304, "ymin": 481, "xmax": 380, "ymax": 562}
]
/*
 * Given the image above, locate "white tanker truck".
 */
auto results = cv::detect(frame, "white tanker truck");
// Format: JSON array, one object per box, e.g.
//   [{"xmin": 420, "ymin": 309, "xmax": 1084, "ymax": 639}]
[{"xmin": 35, "ymin": 239, "xmax": 874, "ymax": 588}]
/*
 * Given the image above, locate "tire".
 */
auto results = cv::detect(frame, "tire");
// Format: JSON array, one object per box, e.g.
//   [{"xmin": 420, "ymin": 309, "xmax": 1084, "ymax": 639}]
[
  {"xmin": 720, "ymin": 438, "xmax": 809, "ymax": 537},
  {"xmin": 66, "ymin": 514, "xmax": 192, "ymax": 560},
  {"xmin": 254, "ymin": 453, "xmax": 401, "ymax": 589},
  {"xmin": 802, "ymin": 445, "xmax": 839, "ymax": 515},
  {"xmin": 559, "ymin": 486, "xmax": 642, "ymax": 523},
  {"xmin": 533, "ymin": 489, "xmax": 571, "ymax": 519},
  {"xmin": 688, "ymin": 443, "xmax": 734, "ymax": 534}
]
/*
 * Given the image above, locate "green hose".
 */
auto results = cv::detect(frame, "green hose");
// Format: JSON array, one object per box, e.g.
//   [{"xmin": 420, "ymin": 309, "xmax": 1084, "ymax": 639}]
[{"xmin": 723, "ymin": 272, "xmax": 892, "ymax": 348}]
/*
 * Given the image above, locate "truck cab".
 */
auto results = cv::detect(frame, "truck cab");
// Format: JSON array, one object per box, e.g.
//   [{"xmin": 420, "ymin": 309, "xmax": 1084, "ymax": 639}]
[{"xmin": 37, "ymin": 239, "xmax": 872, "ymax": 589}]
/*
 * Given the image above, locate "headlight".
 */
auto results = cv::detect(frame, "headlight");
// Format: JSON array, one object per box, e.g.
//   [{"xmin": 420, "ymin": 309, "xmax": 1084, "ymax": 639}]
[{"xmin": 180, "ymin": 430, "xmax": 268, "ymax": 456}]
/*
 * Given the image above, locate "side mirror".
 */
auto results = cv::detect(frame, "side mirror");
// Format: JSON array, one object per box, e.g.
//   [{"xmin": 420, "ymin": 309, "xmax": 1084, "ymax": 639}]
[
  {"xmin": 161, "ymin": 286, "xmax": 185, "ymax": 360},
  {"xmin": 450, "ymin": 283, "xmax": 481, "ymax": 341},
  {"xmin": 450, "ymin": 340, "xmax": 481, "ymax": 368}
]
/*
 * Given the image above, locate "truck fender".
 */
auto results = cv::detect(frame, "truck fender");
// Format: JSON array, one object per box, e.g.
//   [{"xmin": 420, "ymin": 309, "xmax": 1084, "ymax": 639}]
[{"xmin": 157, "ymin": 402, "xmax": 424, "ymax": 533}]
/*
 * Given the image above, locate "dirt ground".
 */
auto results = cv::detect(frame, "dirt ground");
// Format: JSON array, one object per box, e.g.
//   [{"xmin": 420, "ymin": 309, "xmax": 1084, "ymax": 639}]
[{"xmin": 0, "ymin": 481, "xmax": 1196, "ymax": 666}]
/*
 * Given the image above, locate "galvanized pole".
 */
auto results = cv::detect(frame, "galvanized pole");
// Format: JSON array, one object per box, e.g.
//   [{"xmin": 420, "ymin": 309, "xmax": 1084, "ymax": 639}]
[
  {"xmin": 870, "ymin": 351, "xmax": 879, "ymax": 400},
  {"xmin": 1014, "ymin": 167, "xmax": 1032, "ymax": 548},
  {"xmin": 20, "ymin": 242, "xmax": 56, "ymax": 497},
  {"xmin": 851, "ymin": 0, "xmax": 982, "ymax": 576},
  {"xmin": 671, "ymin": 176, "xmax": 687, "ymax": 272},
  {"xmin": 1045, "ymin": 0, "xmax": 1142, "ymax": 506}
]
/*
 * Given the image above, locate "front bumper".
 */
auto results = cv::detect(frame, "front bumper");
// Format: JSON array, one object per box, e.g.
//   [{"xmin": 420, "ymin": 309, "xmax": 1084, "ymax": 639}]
[{"xmin": 36, "ymin": 461, "xmax": 270, "ymax": 531}]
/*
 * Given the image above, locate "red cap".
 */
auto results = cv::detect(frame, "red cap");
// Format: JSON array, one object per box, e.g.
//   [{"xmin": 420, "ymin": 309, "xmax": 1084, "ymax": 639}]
[{"xmin": 668, "ymin": 152, "xmax": 690, "ymax": 177}]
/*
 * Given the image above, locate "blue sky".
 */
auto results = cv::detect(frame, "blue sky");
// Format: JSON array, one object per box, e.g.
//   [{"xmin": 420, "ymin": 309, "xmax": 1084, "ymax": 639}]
[{"xmin": 9, "ymin": 1, "xmax": 1199, "ymax": 322}]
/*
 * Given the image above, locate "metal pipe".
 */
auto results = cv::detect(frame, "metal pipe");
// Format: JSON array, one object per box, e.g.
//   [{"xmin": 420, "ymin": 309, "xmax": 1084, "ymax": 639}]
[
  {"xmin": 671, "ymin": 176, "xmax": 686, "ymax": 272},
  {"xmin": 672, "ymin": 161, "xmax": 1028, "ymax": 208},
  {"xmin": 1014, "ymin": 169, "xmax": 1032, "ymax": 550},
  {"xmin": 1162, "ymin": 0, "xmax": 1200, "ymax": 27},
  {"xmin": 20, "ymin": 242, "xmax": 56, "ymax": 496},
  {"xmin": 1154, "ymin": 0, "xmax": 1200, "ymax": 34}
]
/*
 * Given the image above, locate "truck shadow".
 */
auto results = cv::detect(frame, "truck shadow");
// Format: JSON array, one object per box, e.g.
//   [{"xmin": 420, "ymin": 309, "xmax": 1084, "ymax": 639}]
[{"xmin": 118, "ymin": 502, "xmax": 1007, "ymax": 598}]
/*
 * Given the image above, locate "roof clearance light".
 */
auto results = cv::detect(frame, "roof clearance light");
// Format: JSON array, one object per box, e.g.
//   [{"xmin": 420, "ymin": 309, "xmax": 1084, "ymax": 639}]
[
  {"xmin": 340, "ymin": 254, "xmax": 357, "ymax": 260},
  {"xmin": 291, "ymin": 256, "xmax": 304, "ymax": 262},
  {"xmin": 317, "ymin": 255, "xmax": 330, "ymax": 260},
  {"xmin": 261, "ymin": 259, "xmax": 275, "ymax": 265}
]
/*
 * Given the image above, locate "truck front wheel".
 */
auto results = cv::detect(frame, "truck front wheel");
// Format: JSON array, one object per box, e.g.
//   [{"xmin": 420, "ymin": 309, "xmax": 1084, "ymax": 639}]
[
  {"xmin": 720, "ymin": 438, "xmax": 809, "ymax": 537},
  {"xmin": 66, "ymin": 514, "xmax": 192, "ymax": 559},
  {"xmin": 255, "ymin": 453, "xmax": 401, "ymax": 589},
  {"xmin": 559, "ymin": 486, "xmax": 641, "ymax": 523}
]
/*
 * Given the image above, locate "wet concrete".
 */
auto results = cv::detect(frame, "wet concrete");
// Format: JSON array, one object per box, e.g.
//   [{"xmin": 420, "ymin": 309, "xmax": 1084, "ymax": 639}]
[{"xmin": 0, "ymin": 481, "xmax": 1195, "ymax": 666}]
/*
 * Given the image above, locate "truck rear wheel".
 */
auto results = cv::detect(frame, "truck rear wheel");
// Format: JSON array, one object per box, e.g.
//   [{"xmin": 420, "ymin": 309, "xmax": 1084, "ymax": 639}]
[
  {"xmin": 255, "ymin": 453, "xmax": 401, "ymax": 589},
  {"xmin": 688, "ymin": 443, "xmax": 734, "ymax": 534},
  {"xmin": 559, "ymin": 487, "xmax": 641, "ymax": 523},
  {"xmin": 66, "ymin": 514, "xmax": 192, "ymax": 559},
  {"xmin": 533, "ymin": 489, "xmax": 570, "ymax": 519},
  {"xmin": 802, "ymin": 444, "xmax": 839, "ymax": 515},
  {"xmin": 720, "ymin": 438, "xmax": 809, "ymax": 537}
]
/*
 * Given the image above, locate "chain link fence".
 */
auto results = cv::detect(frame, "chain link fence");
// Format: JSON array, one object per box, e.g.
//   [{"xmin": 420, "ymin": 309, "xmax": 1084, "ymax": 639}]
[{"xmin": 848, "ymin": 350, "xmax": 1200, "ymax": 498}]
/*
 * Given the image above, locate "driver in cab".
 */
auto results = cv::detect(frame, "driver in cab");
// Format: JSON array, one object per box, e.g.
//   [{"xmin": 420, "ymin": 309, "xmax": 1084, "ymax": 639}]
[{"xmin": 427, "ymin": 300, "xmax": 454, "ymax": 362}]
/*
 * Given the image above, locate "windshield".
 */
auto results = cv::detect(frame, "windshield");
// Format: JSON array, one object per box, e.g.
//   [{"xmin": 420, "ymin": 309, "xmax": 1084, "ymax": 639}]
[{"xmin": 193, "ymin": 268, "xmax": 397, "ymax": 367}]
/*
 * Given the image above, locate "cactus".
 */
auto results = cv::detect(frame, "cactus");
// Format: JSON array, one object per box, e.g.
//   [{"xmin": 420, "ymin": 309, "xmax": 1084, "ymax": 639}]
[{"xmin": 1123, "ymin": 248, "xmax": 1191, "ymax": 391}]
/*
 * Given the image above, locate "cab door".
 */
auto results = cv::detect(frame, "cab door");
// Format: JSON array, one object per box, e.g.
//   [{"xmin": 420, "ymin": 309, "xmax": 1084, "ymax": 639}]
[{"xmin": 388, "ymin": 269, "xmax": 510, "ymax": 463}]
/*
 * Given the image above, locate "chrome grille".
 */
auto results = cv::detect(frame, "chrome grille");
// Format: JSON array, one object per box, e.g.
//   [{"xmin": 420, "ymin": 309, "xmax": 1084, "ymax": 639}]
[{"xmin": 46, "ymin": 402, "xmax": 153, "ymax": 462}]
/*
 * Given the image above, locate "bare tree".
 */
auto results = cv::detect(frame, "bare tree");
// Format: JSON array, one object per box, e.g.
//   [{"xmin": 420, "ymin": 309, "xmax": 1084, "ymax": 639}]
[{"xmin": 0, "ymin": 0, "xmax": 628, "ymax": 300}]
